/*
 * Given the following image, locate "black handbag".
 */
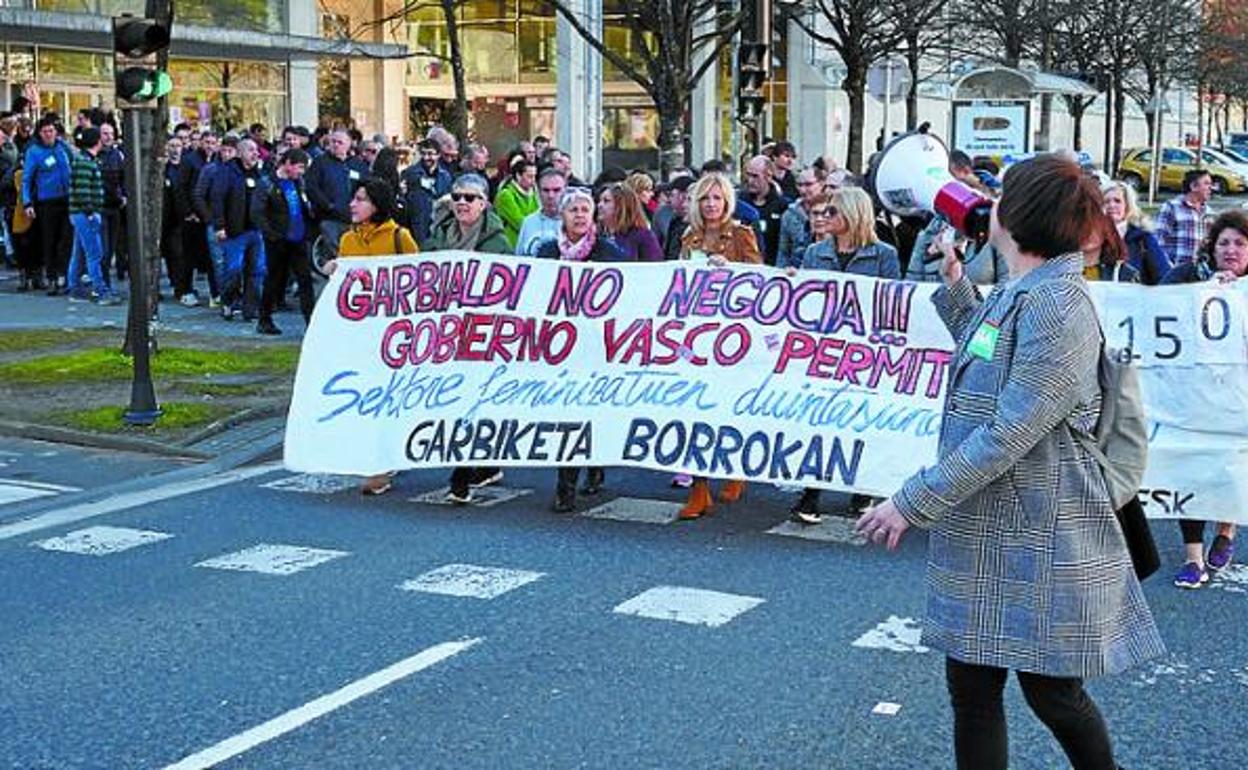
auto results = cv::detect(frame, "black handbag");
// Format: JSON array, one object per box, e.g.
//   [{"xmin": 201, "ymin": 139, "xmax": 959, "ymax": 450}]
[{"xmin": 1116, "ymin": 497, "xmax": 1160, "ymax": 580}]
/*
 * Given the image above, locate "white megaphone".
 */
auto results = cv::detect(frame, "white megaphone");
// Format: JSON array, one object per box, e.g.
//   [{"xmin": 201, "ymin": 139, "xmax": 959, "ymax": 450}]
[{"xmin": 868, "ymin": 125, "xmax": 993, "ymax": 254}]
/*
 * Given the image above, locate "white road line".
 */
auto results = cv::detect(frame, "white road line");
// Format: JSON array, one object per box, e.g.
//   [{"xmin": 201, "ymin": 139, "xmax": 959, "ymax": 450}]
[
  {"xmin": 612, "ymin": 585, "xmax": 766, "ymax": 627},
  {"xmin": 33, "ymin": 525, "xmax": 173, "ymax": 556},
  {"xmin": 195, "ymin": 543, "xmax": 349, "ymax": 576},
  {"xmin": 0, "ymin": 478, "xmax": 81, "ymax": 492},
  {"xmin": 872, "ymin": 702, "xmax": 902, "ymax": 716},
  {"xmin": 399, "ymin": 563, "xmax": 545, "ymax": 599},
  {"xmin": 163, "ymin": 638, "xmax": 482, "ymax": 770},
  {"xmin": 0, "ymin": 462, "xmax": 283, "ymax": 542}
]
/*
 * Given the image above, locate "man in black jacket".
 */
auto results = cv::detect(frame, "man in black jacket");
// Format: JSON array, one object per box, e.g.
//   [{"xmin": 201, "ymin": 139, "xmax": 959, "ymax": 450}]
[
  {"xmin": 97, "ymin": 122, "xmax": 127, "ymax": 281},
  {"xmin": 210, "ymin": 138, "xmax": 266, "ymax": 320},
  {"xmin": 192, "ymin": 135, "xmax": 236, "ymax": 306},
  {"xmin": 740, "ymin": 154, "xmax": 790, "ymax": 266},
  {"xmin": 303, "ymin": 129, "xmax": 368, "ymax": 259},
  {"xmin": 251, "ymin": 149, "xmax": 312, "ymax": 336}
]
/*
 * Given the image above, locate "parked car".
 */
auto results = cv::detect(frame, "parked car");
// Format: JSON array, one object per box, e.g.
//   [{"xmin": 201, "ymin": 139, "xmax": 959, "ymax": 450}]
[
  {"xmin": 1227, "ymin": 132, "xmax": 1248, "ymax": 156},
  {"xmin": 1117, "ymin": 146, "xmax": 1247, "ymax": 194},
  {"xmin": 1200, "ymin": 147, "xmax": 1248, "ymax": 182}
]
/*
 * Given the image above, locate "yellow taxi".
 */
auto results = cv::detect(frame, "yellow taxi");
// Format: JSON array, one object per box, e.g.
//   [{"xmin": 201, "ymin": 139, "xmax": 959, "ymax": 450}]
[{"xmin": 1117, "ymin": 147, "xmax": 1247, "ymax": 194}]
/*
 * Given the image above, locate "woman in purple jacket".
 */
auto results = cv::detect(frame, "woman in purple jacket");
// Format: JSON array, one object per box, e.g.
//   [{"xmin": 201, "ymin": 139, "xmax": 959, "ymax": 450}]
[{"xmin": 597, "ymin": 183, "xmax": 663, "ymax": 262}]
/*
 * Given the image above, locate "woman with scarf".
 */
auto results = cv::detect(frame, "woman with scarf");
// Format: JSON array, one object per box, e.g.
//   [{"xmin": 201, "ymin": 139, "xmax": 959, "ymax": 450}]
[
  {"xmin": 536, "ymin": 187, "xmax": 624, "ymax": 512},
  {"xmin": 426, "ymin": 173, "xmax": 510, "ymax": 502}
]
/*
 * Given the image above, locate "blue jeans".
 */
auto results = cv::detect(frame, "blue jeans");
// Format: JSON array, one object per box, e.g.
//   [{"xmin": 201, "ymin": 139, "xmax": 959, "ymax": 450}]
[
  {"xmin": 67, "ymin": 212, "xmax": 110, "ymax": 297},
  {"xmin": 221, "ymin": 229, "xmax": 267, "ymax": 313},
  {"xmin": 206, "ymin": 224, "xmax": 226, "ymax": 298}
]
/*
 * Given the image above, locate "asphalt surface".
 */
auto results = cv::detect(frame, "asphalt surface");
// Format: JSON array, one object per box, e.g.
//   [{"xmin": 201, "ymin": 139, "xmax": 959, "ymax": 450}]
[{"xmin": 0, "ymin": 450, "xmax": 1244, "ymax": 770}]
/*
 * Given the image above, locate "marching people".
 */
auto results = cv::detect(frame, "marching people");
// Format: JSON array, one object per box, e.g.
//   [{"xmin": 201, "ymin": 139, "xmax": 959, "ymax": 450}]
[
  {"xmin": 493, "ymin": 155, "xmax": 539, "ymax": 250},
  {"xmin": 66, "ymin": 126, "xmax": 119, "ymax": 305},
  {"xmin": 775, "ymin": 165, "xmax": 826, "ymax": 269},
  {"xmin": 739, "ymin": 154, "xmax": 789, "ymax": 266},
  {"xmin": 425, "ymin": 173, "xmax": 509, "ymax": 504},
  {"xmin": 1161, "ymin": 210, "xmax": 1248, "ymax": 588},
  {"xmin": 856, "ymin": 154, "xmax": 1164, "ymax": 770},
  {"xmin": 210, "ymin": 137, "xmax": 267, "ymax": 320},
  {"xmin": 1155, "ymin": 168, "xmax": 1213, "ymax": 266},
  {"xmin": 21, "ymin": 114, "xmax": 73, "ymax": 294},
  {"xmin": 400, "ymin": 138, "xmax": 453, "ymax": 247},
  {"xmin": 1081, "ymin": 212, "xmax": 1140, "ymax": 283},
  {"xmin": 305, "ymin": 129, "xmax": 369, "ymax": 260},
  {"xmin": 515, "ymin": 167, "xmax": 566, "ymax": 256},
  {"xmin": 596, "ymin": 182, "xmax": 662, "ymax": 262},
  {"xmin": 677, "ymin": 171, "xmax": 761, "ymax": 518}
]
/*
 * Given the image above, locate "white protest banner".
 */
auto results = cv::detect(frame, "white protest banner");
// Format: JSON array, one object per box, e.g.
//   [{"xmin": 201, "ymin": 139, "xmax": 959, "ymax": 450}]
[{"xmin": 283, "ymin": 253, "xmax": 1248, "ymax": 523}]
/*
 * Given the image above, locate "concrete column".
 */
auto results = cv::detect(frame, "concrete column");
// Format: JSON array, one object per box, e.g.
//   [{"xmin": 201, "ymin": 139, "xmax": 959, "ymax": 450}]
[
  {"xmin": 556, "ymin": 0, "xmax": 602, "ymax": 182},
  {"xmin": 287, "ymin": 0, "xmax": 319, "ymax": 129},
  {"xmin": 689, "ymin": 11, "xmax": 719, "ymax": 168}
]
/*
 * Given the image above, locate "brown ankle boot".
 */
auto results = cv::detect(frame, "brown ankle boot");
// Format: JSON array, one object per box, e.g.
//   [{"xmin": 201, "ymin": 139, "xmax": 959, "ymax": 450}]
[
  {"xmin": 679, "ymin": 481, "xmax": 714, "ymax": 519},
  {"xmin": 718, "ymin": 480, "xmax": 746, "ymax": 503}
]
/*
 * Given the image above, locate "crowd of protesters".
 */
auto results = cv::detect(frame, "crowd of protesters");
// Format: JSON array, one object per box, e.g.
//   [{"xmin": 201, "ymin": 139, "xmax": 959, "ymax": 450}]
[{"xmin": 0, "ymin": 102, "xmax": 1238, "ymax": 598}]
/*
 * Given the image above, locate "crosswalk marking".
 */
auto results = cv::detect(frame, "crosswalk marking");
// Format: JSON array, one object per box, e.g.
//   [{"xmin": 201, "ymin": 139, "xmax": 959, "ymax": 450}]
[
  {"xmin": 852, "ymin": 616, "xmax": 930, "ymax": 654},
  {"xmin": 261, "ymin": 474, "xmax": 358, "ymax": 494},
  {"xmin": 581, "ymin": 497, "xmax": 682, "ymax": 525},
  {"xmin": 612, "ymin": 585, "xmax": 765, "ymax": 628},
  {"xmin": 408, "ymin": 485, "xmax": 532, "ymax": 508},
  {"xmin": 399, "ymin": 563, "xmax": 546, "ymax": 599},
  {"xmin": 766, "ymin": 517, "xmax": 867, "ymax": 546},
  {"xmin": 32, "ymin": 525, "xmax": 173, "ymax": 556},
  {"xmin": 872, "ymin": 702, "xmax": 903, "ymax": 716},
  {"xmin": 0, "ymin": 478, "xmax": 82, "ymax": 507},
  {"xmin": 195, "ymin": 544, "xmax": 349, "ymax": 576}
]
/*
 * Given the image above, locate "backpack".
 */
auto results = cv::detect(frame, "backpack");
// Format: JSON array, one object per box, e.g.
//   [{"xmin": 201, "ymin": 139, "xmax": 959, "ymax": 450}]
[{"xmin": 1070, "ymin": 343, "xmax": 1149, "ymax": 510}]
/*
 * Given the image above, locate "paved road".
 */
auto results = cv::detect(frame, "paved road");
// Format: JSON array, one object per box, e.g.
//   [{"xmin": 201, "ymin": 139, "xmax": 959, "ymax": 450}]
[{"xmin": 1, "ymin": 455, "xmax": 1244, "ymax": 770}]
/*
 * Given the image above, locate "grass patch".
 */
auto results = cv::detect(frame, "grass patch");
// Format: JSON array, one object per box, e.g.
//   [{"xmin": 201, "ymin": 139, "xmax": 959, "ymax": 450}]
[
  {"xmin": 0, "ymin": 328, "xmax": 114, "ymax": 354},
  {"xmin": 0, "ymin": 346, "xmax": 300, "ymax": 386},
  {"xmin": 183, "ymin": 381, "xmax": 268, "ymax": 398},
  {"xmin": 49, "ymin": 401, "xmax": 235, "ymax": 432}
]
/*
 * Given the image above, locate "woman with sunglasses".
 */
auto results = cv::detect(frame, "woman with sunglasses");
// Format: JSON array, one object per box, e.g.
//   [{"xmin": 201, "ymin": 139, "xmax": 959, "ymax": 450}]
[
  {"xmin": 320, "ymin": 178, "xmax": 418, "ymax": 497},
  {"xmin": 787, "ymin": 187, "xmax": 901, "ymax": 524},
  {"xmin": 426, "ymin": 174, "xmax": 509, "ymax": 502},
  {"xmin": 597, "ymin": 183, "xmax": 663, "ymax": 262},
  {"xmin": 677, "ymin": 172, "xmax": 762, "ymax": 519},
  {"xmin": 535, "ymin": 187, "xmax": 628, "ymax": 512}
]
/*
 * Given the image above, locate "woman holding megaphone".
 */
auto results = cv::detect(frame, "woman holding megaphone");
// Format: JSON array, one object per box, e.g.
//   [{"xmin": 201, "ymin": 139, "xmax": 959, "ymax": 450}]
[{"xmin": 855, "ymin": 154, "xmax": 1163, "ymax": 770}]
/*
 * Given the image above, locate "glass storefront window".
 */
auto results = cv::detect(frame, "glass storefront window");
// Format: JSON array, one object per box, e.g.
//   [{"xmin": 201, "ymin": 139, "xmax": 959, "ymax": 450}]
[
  {"xmin": 461, "ymin": 0, "xmax": 514, "ymax": 20},
  {"xmin": 36, "ymin": 48, "xmax": 111, "ymax": 85},
  {"xmin": 34, "ymin": 0, "xmax": 283, "ymax": 31},
  {"xmin": 518, "ymin": 19, "xmax": 556, "ymax": 83},
  {"xmin": 601, "ymin": 23, "xmax": 652, "ymax": 80},
  {"xmin": 460, "ymin": 23, "xmax": 517, "ymax": 84}
]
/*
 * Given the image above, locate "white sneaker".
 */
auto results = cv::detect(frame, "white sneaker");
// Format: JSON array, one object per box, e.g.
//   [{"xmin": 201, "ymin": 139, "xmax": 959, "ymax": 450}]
[{"xmin": 179, "ymin": 293, "xmax": 199, "ymax": 307}]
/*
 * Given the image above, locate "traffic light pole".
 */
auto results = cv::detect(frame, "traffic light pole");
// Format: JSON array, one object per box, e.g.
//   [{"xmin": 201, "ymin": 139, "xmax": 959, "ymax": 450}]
[{"xmin": 121, "ymin": 106, "xmax": 160, "ymax": 426}]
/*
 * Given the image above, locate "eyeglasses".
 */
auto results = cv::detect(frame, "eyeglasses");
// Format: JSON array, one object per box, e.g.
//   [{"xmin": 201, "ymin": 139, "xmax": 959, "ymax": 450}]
[
  {"xmin": 811, "ymin": 207, "xmax": 837, "ymax": 219},
  {"xmin": 451, "ymin": 192, "xmax": 482, "ymax": 203}
]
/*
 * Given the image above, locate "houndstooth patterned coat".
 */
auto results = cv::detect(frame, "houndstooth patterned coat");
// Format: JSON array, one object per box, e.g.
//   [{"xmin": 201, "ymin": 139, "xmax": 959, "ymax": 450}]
[{"xmin": 893, "ymin": 254, "xmax": 1165, "ymax": 678}]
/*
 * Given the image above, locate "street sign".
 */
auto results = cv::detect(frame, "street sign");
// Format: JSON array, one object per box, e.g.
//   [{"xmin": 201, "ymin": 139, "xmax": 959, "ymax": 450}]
[{"xmin": 867, "ymin": 57, "xmax": 911, "ymax": 102}]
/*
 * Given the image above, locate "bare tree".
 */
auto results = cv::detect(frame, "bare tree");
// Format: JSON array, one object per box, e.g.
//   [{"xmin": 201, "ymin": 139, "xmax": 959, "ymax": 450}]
[
  {"xmin": 1049, "ymin": 0, "xmax": 1103, "ymax": 150},
  {"xmin": 891, "ymin": 0, "xmax": 951, "ymax": 131},
  {"xmin": 782, "ymin": 0, "xmax": 907, "ymax": 173},
  {"xmin": 541, "ymin": 0, "xmax": 744, "ymax": 174},
  {"xmin": 946, "ymin": 0, "xmax": 1045, "ymax": 67},
  {"xmin": 1124, "ymin": 0, "xmax": 1200, "ymax": 147}
]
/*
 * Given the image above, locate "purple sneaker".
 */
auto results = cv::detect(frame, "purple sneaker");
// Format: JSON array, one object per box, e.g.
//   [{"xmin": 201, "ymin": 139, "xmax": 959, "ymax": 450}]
[
  {"xmin": 1173, "ymin": 561, "xmax": 1209, "ymax": 589},
  {"xmin": 1207, "ymin": 535, "xmax": 1235, "ymax": 573}
]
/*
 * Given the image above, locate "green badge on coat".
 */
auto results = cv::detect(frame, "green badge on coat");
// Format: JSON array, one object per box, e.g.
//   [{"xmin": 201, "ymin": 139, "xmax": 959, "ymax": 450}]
[{"xmin": 967, "ymin": 320, "xmax": 1000, "ymax": 361}]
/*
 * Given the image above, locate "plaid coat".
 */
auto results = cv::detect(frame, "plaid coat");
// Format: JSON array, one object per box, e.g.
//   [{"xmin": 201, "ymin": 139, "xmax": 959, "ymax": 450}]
[{"xmin": 893, "ymin": 254, "xmax": 1164, "ymax": 678}]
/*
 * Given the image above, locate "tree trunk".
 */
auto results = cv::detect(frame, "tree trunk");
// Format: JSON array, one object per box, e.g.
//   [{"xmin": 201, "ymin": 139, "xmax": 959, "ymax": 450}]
[
  {"xmin": 1071, "ymin": 102, "xmax": 1087, "ymax": 150},
  {"xmin": 844, "ymin": 69, "xmax": 868, "ymax": 174},
  {"xmin": 657, "ymin": 100, "xmax": 687, "ymax": 177},
  {"xmin": 1112, "ymin": 81, "xmax": 1126, "ymax": 174},
  {"xmin": 442, "ymin": 0, "xmax": 470, "ymax": 149},
  {"xmin": 1144, "ymin": 109, "xmax": 1155, "ymax": 148},
  {"xmin": 904, "ymin": 34, "xmax": 920, "ymax": 131},
  {"xmin": 1102, "ymin": 81, "xmax": 1114, "ymax": 173}
]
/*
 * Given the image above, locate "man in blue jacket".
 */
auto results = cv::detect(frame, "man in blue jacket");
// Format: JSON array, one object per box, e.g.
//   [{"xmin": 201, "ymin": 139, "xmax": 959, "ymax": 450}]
[
  {"xmin": 400, "ymin": 138, "xmax": 452, "ymax": 247},
  {"xmin": 21, "ymin": 115, "xmax": 73, "ymax": 294},
  {"xmin": 303, "ymin": 129, "xmax": 368, "ymax": 258},
  {"xmin": 210, "ymin": 138, "xmax": 267, "ymax": 320},
  {"xmin": 193, "ymin": 135, "xmax": 237, "ymax": 306}
]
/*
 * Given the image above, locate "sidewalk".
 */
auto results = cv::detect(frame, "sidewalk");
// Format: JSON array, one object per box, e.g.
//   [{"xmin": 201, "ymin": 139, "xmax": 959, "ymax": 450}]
[{"xmin": 0, "ymin": 266, "xmax": 308, "ymax": 464}]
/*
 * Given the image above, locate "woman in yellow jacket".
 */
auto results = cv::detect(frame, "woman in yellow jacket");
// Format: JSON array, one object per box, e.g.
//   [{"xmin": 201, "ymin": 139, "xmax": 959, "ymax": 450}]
[{"xmin": 322, "ymin": 178, "xmax": 417, "ymax": 495}]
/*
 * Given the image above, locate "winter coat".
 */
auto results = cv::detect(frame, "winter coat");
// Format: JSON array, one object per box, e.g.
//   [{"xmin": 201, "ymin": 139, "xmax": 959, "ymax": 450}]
[
  {"xmin": 739, "ymin": 187, "xmax": 789, "ymax": 265},
  {"xmin": 1123, "ymin": 223, "xmax": 1173, "ymax": 286},
  {"xmin": 251, "ymin": 171, "xmax": 312, "ymax": 244},
  {"xmin": 209, "ymin": 159, "xmax": 264, "ymax": 238},
  {"xmin": 20, "ymin": 138, "xmax": 72, "ymax": 206},
  {"xmin": 399, "ymin": 161, "xmax": 453, "ymax": 246},
  {"xmin": 305, "ymin": 152, "xmax": 369, "ymax": 223},
  {"xmin": 68, "ymin": 150, "xmax": 104, "ymax": 216},
  {"xmin": 892, "ymin": 254, "xmax": 1165, "ymax": 677},
  {"xmin": 776, "ymin": 200, "xmax": 812, "ymax": 269},
  {"xmin": 800, "ymin": 239, "xmax": 900, "ymax": 279},
  {"xmin": 426, "ymin": 206, "xmax": 511, "ymax": 255},
  {"xmin": 492, "ymin": 179, "xmax": 539, "ymax": 248},
  {"xmin": 680, "ymin": 220, "xmax": 761, "ymax": 264},
  {"xmin": 338, "ymin": 218, "xmax": 418, "ymax": 258}
]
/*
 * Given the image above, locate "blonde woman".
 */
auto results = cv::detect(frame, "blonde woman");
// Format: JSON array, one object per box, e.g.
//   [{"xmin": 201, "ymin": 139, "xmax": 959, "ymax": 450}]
[
  {"xmin": 677, "ymin": 172, "xmax": 761, "ymax": 519},
  {"xmin": 788, "ymin": 187, "xmax": 899, "ymax": 524},
  {"xmin": 623, "ymin": 171, "xmax": 657, "ymax": 217},
  {"xmin": 1102, "ymin": 180, "xmax": 1172, "ymax": 285}
]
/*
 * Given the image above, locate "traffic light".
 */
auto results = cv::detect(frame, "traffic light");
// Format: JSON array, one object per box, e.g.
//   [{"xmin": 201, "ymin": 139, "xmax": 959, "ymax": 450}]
[
  {"xmin": 736, "ymin": 42, "xmax": 768, "ymax": 122},
  {"xmin": 113, "ymin": 15, "xmax": 172, "ymax": 107}
]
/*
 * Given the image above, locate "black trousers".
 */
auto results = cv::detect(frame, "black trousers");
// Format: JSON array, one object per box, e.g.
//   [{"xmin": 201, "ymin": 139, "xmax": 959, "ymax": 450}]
[
  {"xmin": 174, "ymin": 218, "xmax": 215, "ymax": 298},
  {"xmin": 261, "ymin": 238, "xmax": 315, "ymax": 323},
  {"xmin": 34, "ymin": 198, "xmax": 71, "ymax": 282},
  {"xmin": 161, "ymin": 220, "xmax": 182, "ymax": 296},
  {"xmin": 556, "ymin": 467, "xmax": 604, "ymax": 504},
  {"xmin": 101, "ymin": 206, "xmax": 124, "ymax": 277},
  {"xmin": 946, "ymin": 657, "xmax": 1116, "ymax": 770},
  {"xmin": 1179, "ymin": 518, "xmax": 1213, "ymax": 544}
]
